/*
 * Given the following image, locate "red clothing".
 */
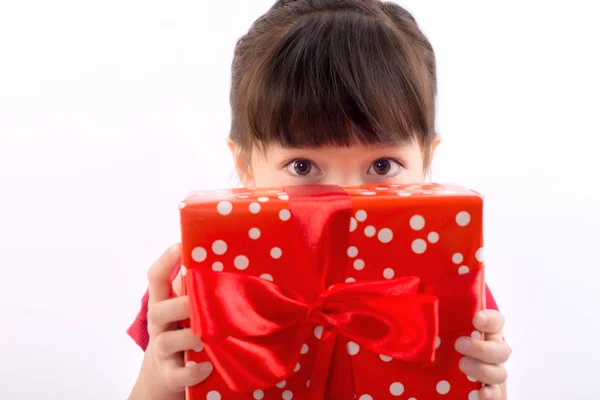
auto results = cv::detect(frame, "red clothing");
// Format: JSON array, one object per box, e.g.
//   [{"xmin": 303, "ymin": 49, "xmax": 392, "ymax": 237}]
[{"xmin": 127, "ymin": 264, "xmax": 500, "ymax": 352}]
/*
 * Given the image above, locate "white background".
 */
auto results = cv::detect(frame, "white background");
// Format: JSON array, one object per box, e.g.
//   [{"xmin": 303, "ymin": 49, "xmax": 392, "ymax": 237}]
[{"xmin": 1, "ymin": 1, "xmax": 599, "ymax": 399}]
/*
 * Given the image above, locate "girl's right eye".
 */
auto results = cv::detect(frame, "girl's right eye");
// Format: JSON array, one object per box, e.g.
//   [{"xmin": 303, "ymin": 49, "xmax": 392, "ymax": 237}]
[{"xmin": 284, "ymin": 159, "xmax": 320, "ymax": 177}]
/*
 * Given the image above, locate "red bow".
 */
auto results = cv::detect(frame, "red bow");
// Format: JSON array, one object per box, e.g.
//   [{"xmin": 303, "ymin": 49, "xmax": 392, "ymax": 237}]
[{"xmin": 188, "ymin": 269, "xmax": 440, "ymax": 392}]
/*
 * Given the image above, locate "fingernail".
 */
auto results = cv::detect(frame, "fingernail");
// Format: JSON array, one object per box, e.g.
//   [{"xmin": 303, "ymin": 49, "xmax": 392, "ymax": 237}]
[
  {"xmin": 480, "ymin": 386, "xmax": 492, "ymax": 399},
  {"xmin": 458, "ymin": 356, "xmax": 469, "ymax": 371},
  {"xmin": 476, "ymin": 312, "xmax": 488, "ymax": 326},
  {"xmin": 169, "ymin": 243, "xmax": 181, "ymax": 254},
  {"xmin": 199, "ymin": 362, "xmax": 214, "ymax": 374},
  {"xmin": 455, "ymin": 337, "xmax": 470, "ymax": 352}
]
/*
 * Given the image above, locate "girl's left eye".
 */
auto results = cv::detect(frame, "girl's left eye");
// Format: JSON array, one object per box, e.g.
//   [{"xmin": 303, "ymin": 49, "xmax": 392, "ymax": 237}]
[{"xmin": 367, "ymin": 158, "xmax": 403, "ymax": 176}]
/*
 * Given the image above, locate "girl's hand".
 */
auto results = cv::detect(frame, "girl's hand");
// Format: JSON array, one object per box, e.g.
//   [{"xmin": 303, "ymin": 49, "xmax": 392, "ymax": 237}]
[
  {"xmin": 130, "ymin": 244, "xmax": 214, "ymax": 400},
  {"xmin": 455, "ymin": 310, "xmax": 510, "ymax": 400}
]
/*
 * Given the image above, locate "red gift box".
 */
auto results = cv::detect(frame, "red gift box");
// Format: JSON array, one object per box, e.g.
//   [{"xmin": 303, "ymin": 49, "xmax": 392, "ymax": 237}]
[{"xmin": 180, "ymin": 183, "xmax": 485, "ymax": 400}]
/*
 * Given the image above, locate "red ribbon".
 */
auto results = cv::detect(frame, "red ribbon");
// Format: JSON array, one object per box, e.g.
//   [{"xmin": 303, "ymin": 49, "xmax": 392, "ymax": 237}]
[{"xmin": 186, "ymin": 185, "xmax": 484, "ymax": 396}]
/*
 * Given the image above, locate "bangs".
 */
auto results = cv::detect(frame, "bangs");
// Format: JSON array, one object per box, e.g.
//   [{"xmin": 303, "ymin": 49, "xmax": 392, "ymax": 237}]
[{"xmin": 235, "ymin": 11, "xmax": 435, "ymax": 151}]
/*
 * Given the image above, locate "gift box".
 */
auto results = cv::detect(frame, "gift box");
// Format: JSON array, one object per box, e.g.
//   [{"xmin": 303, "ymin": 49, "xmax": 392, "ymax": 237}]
[{"xmin": 179, "ymin": 183, "xmax": 486, "ymax": 400}]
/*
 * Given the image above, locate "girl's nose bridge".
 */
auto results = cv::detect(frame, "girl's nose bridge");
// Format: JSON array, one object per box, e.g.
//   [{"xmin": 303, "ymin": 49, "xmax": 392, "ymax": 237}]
[{"xmin": 321, "ymin": 167, "xmax": 365, "ymax": 186}]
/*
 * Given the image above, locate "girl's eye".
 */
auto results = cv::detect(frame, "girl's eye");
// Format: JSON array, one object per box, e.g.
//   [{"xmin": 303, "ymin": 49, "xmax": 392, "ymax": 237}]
[
  {"xmin": 285, "ymin": 159, "xmax": 318, "ymax": 177},
  {"xmin": 368, "ymin": 158, "xmax": 403, "ymax": 176}
]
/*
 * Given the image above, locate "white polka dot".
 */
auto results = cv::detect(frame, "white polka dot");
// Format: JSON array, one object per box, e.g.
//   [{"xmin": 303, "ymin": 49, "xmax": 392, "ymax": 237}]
[
  {"xmin": 276, "ymin": 381, "xmax": 286, "ymax": 389},
  {"xmin": 212, "ymin": 261, "xmax": 223, "ymax": 272},
  {"xmin": 452, "ymin": 253, "xmax": 464, "ymax": 264},
  {"xmin": 282, "ymin": 390, "xmax": 293, "ymax": 400},
  {"xmin": 179, "ymin": 202, "xmax": 186, "ymax": 209},
  {"xmin": 350, "ymin": 217, "xmax": 358, "ymax": 232},
  {"xmin": 383, "ymin": 268, "xmax": 395, "ymax": 279},
  {"xmin": 278, "ymin": 194, "xmax": 289, "ymax": 201},
  {"xmin": 279, "ymin": 209, "xmax": 291, "ymax": 221},
  {"xmin": 361, "ymin": 191, "xmax": 377, "ymax": 195},
  {"xmin": 234, "ymin": 255, "xmax": 249, "ymax": 270},
  {"xmin": 427, "ymin": 232, "xmax": 439, "ymax": 243},
  {"xmin": 376, "ymin": 187, "xmax": 388, "ymax": 191},
  {"xmin": 270, "ymin": 247, "xmax": 282, "ymax": 259},
  {"xmin": 185, "ymin": 361, "xmax": 197, "ymax": 367},
  {"xmin": 379, "ymin": 354, "xmax": 392, "ymax": 362},
  {"xmin": 301, "ymin": 344, "xmax": 309, "ymax": 354},
  {"xmin": 364, "ymin": 226, "xmax": 376, "ymax": 237},
  {"xmin": 468, "ymin": 390, "xmax": 480, "ymax": 400},
  {"xmin": 238, "ymin": 195, "xmax": 249, "ymax": 199},
  {"xmin": 412, "ymin": 239, "xmax": 427, "ymax": 254},
  {"xmin": 345, "ymin": 277, "xmax": 356, "ymax": 283},
  {"xmin": 217, "ymin": 201, "xmax": 233, "ymax": 216},
  {"xmin": 359, "ymin": 395, "xmax": 373, "ymax": 400},
  {"xmin": 260, "ymin": 273, "xmax": 273, "ymax": 282},
  {"xmin": 471, "ymin": 331, "xmax": 482, "ymax": 340},
  {"xmin": 390, "ymin": 382, "xmax": 404, "ymax": 396},
  {"xmin": 475, "ymin": 247, "xmax": 485, "ymax": 262},
  {"xmin": 180, "ymin": 266, "xmax": 187, "ymax": 276},
  {"xmin": 249, "ymin": 228, "xmax": 261, "ymax": 240},
  {"xmin": 293, "ymin": 363, "xmax": 301, "ymax": 372},
  {"xmin": 193, "ymin": 342, "xmax": 204, "ymax": 352},
  {"xmin": 249, "ymin": 202, "xmax": 261, "ymax": 214},
  {"xmin": 435, "ymin": 336, "xmax": 441, "ymax": 349},
  {"xmin": 253, "ymin": 390, "xmax": 264, "ymax": 400},
  {"xmin": 257, "ymin": 196, "xmax": 269, "ymax": 203},
  {"xmin": 458, "ymin": 265, "xmax": 470, "ymax": 275},
  {"xmin": 347, "ymin": 341, "xmax": 360, "ymax": 355},
  {"xmin": 355, "ymin": 210, "xmax": 367, "ymax": 222},
  {"xmin": 408, "ymin": 398, "xmax": 417, "ymax": 400},
  {"xmin": 212, "ymin": 240, "xmax": 227, "ymax": 255},
  {"xmin": 314, "ymin": 326, "xmax": 324, "ymax": 339},
  {"xmin": 436, "ymin": 380, "xmax": 451, "ymax": 394},
  {"xmin": 397, "ymin": 191, "xmax": 412, "ymax": 196},
  {"xmin": 467, "ymin": 375, "xmax": 477, "ymax": 382},
  {"xmin": 306, "ymin": 380, "xmax": 310, "ymax": 388},
  {"xmin": 206, "ymin": 390, "xmax": 221, "ymax": 400},
  {"xmin": 192, "ymin": 247, "xmax": 207, "ymax": 262},
  {"xmin": 353, "ymin": 259, "xmax": 365, "ymax": 270},
  {"xmin": 378, "ymin": 228, "xmax": 393, "ymax": 243},
  {"xmin": 456, "ymin": 211, "xmax": 471, "ymax": 226},
  {"xmin": 347, "ymin": 246, "xmax": 358, "ymax": 258},
  {"xmin": 410, "ymin": 215, "xmax": 425, "ymax": 230}
]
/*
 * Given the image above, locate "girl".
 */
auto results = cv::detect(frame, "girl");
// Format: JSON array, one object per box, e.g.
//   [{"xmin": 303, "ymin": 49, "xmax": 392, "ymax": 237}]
[{"xmin": 128, "ymin": 1, "xmax": 511, "ymax": 399}]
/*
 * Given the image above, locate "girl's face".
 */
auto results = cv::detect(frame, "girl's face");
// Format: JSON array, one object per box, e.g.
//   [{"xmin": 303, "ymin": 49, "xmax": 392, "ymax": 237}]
[{"xmin": 230, "ymin": 138, "xmax": 439, "ymax": 188}]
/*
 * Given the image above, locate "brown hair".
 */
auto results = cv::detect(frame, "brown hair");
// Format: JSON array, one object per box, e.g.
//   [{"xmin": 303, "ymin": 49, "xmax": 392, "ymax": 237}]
[{"xmin": 229, "ymin": 0, "xmax": 437, "ymax": 170}]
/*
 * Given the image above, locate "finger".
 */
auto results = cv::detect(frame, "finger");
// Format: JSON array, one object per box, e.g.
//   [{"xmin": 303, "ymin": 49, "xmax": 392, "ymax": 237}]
[
  {"xmin": 154, "ymin": 328, "xmax": 204, "ymax": 357},
  {"xmin": 473, "ymin": 310, "xmax": 505, "ymax": 335},
  {"xmin": 455, "ymin": 337, "xmax": 511, "ymax": 364},
  {"xmin": 459, "ymin": 357, "xmax": 507, "ymax": 385},
  {"xmin": 166, "ymin": 361, "xmax": 214, "ymax": 389},
  {"xmin": 148, "ymin": 295, "xmax": 191, "ymax": 332},
  {"xmin": 148, "ymin": 243, "xmax": 181, "ymax": 306},
  {"xmin": 479, "ymin": 384, "xmax": 502, "ymax": 400}
]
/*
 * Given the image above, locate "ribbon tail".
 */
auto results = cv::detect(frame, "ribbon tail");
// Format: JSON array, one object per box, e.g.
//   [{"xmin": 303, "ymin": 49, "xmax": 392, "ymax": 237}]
[{"xmin": 325, "ymin": 334, "xmax": 356, "ymax": 400}]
